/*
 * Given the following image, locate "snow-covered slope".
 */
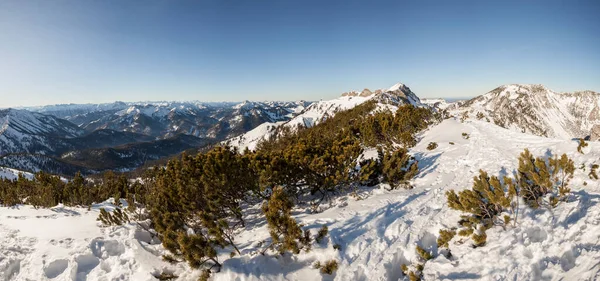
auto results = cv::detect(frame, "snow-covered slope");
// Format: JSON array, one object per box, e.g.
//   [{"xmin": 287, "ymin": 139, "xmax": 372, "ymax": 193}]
[
  {"xmin": 0, "ymin": 109, "xmax": 84, "ymax": 155},
  {"xmin": 450, "ymin": 84, "xmax": 600, "ymax": 139},
  {"xmin": 0, "ymin": 167, "xmax": 33, "ymax": 180},
  {"xmin": 227, "ymin": 82, "xmax": 424, "ymax": 150},
  {"xmin": 3, "ymin": 116, "xmax": 598, "ymax": 281}
]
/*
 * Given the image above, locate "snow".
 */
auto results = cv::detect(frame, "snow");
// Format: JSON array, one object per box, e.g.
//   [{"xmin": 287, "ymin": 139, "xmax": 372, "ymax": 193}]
[
  {"xmin": 388, "ymin": 82, "xmax": 406, "ymax": 92},
  {"xmin": 450, "ymin": 84, "xmax": 600, "ymax": 139},
  {"xmin": 2, "ymin": 118, "xmax": 600, "ymax": 281},
  {"xmin": 227, "ymin": 85, "xmax": 425, "ymax": 152},
  {"xmin": 0, "ymin": 167, "xmax": 33, "ymax": 181}
]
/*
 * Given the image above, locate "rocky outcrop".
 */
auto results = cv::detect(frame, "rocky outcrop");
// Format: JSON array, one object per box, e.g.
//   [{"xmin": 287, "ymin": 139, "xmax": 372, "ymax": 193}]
[
  {"xmin": 591, "ymin": 124, "xmax": 600, "ymax": 141},
  {"xmin": 451, "ymin": 84, "xmax": 600, "ymax": 139}
]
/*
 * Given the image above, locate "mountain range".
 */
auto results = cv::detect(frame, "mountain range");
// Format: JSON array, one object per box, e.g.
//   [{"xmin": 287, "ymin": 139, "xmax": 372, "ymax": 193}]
[
  {"xmin": 0, "ymin": 101, "xmax": 310, "ymax": 174},
  {"xmin": 1, "ymin": 83, "xmax": 599, "ymax": 176}
]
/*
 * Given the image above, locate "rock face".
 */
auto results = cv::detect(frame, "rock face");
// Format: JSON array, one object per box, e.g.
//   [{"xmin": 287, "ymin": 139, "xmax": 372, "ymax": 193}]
[
  {"xmin": 591, "ymin": 124, "xmax": 600, "ymax": 141},
  {"xmin": 450, "ymin": 84, "xmax": 600, "ymax": 139}
]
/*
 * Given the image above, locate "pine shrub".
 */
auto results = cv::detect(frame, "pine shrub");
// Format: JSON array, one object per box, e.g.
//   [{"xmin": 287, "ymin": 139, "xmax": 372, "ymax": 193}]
[
  {"xmin": 263, "ymin": 187, "xmax": 310, "ymax": 255},
  {"xmin": 153, "ymin": 272, "xmax": 178, "ymax": 281},
  {"xmin": 409, "ymin": 271, "xmax": 421, "ymax": 281},
  {"xmin": 446, "ymin": 170, "xmax": 511, "ymax": 227},
  {"xmin": 437, "ymin": 229, "xmax": 456, "ymax": 248},
  {"xmin": 315, "ymin": 225, "xmax": 329, "ymax": 243},
  {"xmin": 517, "ymin": 149, "xmax": 574, "ymax": 207},
  {"xmin": 471, "ymin": 228, "xmax": 487, "ymax": 247},
  {"xmin": 589, "ymin": 164, "xmax": 599, "ymax": 180},
  {"xmin": 382, "ymin": 148, "xmax": 419, "ymax": 189},
  {"xmin": 416, "ymin": 246, "xmax": 433, "ymax": 261},
  {"xmin": 426, "ymin": 142, "xmax": 438, "ymax": 150},
  {"xmin": 97, "ymin": 208, "xmax": 129, "ymax": 226},
  {"xmin": 319, "ymin": 259, "xmax": 339, "ymax": 275},
  {"xmin": 400, "ymin": 264, "xmax": 409, "ymax": 275},
  {"xmin": 577, "ymin": 139, "xmax": 588, "ymax": 154}
]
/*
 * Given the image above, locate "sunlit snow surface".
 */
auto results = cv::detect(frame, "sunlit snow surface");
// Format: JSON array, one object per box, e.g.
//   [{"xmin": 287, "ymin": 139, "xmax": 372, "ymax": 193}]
[{"xmin": 1, "ymin": 118, "xmax": 599, "ymax": 281}]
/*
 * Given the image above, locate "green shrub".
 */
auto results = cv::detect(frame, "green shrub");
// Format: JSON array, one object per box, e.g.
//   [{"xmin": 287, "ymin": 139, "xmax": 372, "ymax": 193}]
[
  {"xmin": 320, "ymin": 260, "xmax": 339, "ymax": 275},
  {"xmin": 437, "ymin": 229, "xmax": 456, "ymax": 248},
  {"xmin": 577, "ymin": 139, "xmax": 588, "ymax": 154},
  {"xmin": 315, "ymin": 225, "xmax": 329, "ymax": 243},
  {"xmin": 517, "ymin": 149, "xmax": 574, "ymax": 207},
  {"xmin": 416, "ymin": 246, "xmax": 433, "ymax": 261},
  {"xmin": 427, "ymin": 142, "xmax": 438, "ymax": 150},
  {"xmin": 262, "ymin": 187, "xmax": 311, "ymax": 255},
  {"xmin": 400, "ymin": 264, "xmax": 409, "ymax": 275},
  {"xmin": 97, "ymin": 208, "xmax": 129, "ymax": 226},
  {"xmin": 382, "ymin": 148, "xmax": 419, "ymax": 189},
  {"xmin": 589, "ymin": 164, "xmax": 598, "ymax": 180}
]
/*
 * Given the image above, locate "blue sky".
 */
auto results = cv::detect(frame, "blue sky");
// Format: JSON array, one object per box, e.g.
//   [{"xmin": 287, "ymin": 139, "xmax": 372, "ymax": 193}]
[{"xmin": 0, "ymin": 0, "xmax": 598, "ymax": 107}]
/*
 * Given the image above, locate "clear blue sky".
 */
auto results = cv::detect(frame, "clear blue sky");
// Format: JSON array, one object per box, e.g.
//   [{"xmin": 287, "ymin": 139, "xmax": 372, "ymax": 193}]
[{"xmin": 0, "ymin": 0, "xmax": 598, "ymax": 107}]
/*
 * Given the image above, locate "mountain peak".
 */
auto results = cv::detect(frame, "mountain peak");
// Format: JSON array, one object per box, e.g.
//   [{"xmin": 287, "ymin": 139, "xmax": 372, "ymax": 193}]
[{"xmin": 388, "ymin": 82, "xmax": 407, "ymax": 92}]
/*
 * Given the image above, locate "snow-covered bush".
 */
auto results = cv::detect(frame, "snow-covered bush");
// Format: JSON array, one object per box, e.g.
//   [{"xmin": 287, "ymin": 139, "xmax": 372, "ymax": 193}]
[
  {"xmin": 382, "ymin": 148, "xmax": 419, "ymax": 189},
  {"xmin": 577, "ymin": 138, "xmax": 588, "ymax": 154},
  {"xmin": 262, "ymin": 187, "xmax": 312, "ymax": 255},
  {"xmin": 446, "ymin": 170, "xmax": 512, "ymax": 246},
  {"xmin": 516, "ymin": 149, "xmax": 574, "ymax": 208},
  {"xmin": 426, "ymin": 142, "xmax": 438, "ymax": 150},
  {"xmin": 588, "ymin": 164, "xmax": 598, "ymax": 180}
]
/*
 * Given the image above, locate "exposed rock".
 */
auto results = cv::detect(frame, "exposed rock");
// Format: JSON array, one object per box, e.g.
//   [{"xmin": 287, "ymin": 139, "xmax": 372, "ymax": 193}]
[
  {"xmin": 450, "ymin": 84, "xmax": 600, "ymax": 139},
  {"xmin": 359, "ymin": 88, "xmax": 373, "ymax": 97},
  {"xmin": 591, "ymin": 124, "xmax": 600, "ymax": 141}
]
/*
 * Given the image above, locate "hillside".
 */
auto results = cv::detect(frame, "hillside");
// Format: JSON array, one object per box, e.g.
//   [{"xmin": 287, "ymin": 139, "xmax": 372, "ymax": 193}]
[
  {"xmin": 0, "ymin": 109, "xmax": 84, "ymax": 155},
  {"xmin": 450, "ymin": 84, "xmax": 600, "ymax": 139},
  {"xmin": 227, "ymin": 82, "xmax": 424, "ymax": 150},
  {"xmin": 1, "ymin": 118, "xmax": 598, "ymax": 280}
]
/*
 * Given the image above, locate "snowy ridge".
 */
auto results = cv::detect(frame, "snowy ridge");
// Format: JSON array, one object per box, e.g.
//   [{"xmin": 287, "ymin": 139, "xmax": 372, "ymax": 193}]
[
  {"xmin": 0, "ymin": 167, "xmax": 33, "ymax": 181},
  {"xmin": 2, "ymin": 118, "xmax": 599, "ymax": 280},
  {"xmin": 0, "ymin": 109, "xmax": 83, "ymax": 155},
  {"xmin": 227, "ymin": 82, "xmax": 424, "ymax": 150},
  {"xmin": 450, "ymin": 84, "xmax": 600, "ymax": 139}
]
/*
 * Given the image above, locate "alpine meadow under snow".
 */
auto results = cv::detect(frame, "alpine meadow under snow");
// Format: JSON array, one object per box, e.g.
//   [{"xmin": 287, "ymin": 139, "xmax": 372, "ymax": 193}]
[{"xmin": 1, "ymin": 82, "xmax": 600, "ymax": 281}]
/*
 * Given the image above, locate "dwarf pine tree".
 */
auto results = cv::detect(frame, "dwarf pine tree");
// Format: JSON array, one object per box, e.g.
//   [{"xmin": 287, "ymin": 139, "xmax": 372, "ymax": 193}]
[
  {"xmin": 589, "ymin": 164, "xmax": 599, "ymax": 180},
  {"xmin": 517, "ymin": 149, "xmax": 574, "ymax": 207},
  {"xmin": 382, "ymin": 148, "xmax": 419, "ymax": 189},
  {"xmin": 471, "ymin": 227, "xmax": 487, "ymax": 247},
  {"xmin": 577, "ymin": 139, "xmax": 588, "ymax": 154},
  {"xmin": 0, "ymin": 178, "xmax": 21, "ymax": 206},
  {"xmin": 446, "ymin": 170, "xmax": 511, "ymax": 245},
  {"xmin": 262, "ymin": 187, "xmax": 310, "ymax": 255},
  {"xmin": 437, "ymin": 229, "xmax": 456, "ymax": 249},
  {"xmin": 416, "ymin": 245, "xmax": 433, "ymax": 261},
  {"xmin": 148, "ymin": 149, "xmax": 254, "ymax": 272},
  {"xmin": 63, "ymin": 172, "xmax": 86, "ymax": 206},
  {"xmin": 97, "ymin": 208, "xmax": 129, "ymax": 226}
]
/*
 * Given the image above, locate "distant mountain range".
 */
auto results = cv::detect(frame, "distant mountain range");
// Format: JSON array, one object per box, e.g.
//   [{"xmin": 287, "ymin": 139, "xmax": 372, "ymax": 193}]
[
  {"xmin": 1, "ymin": 83, "xmax": 599, "ymax": 177},
  {"xmin": 0, "ymin": 101, "xmax": 310, "ymax": 175}
]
